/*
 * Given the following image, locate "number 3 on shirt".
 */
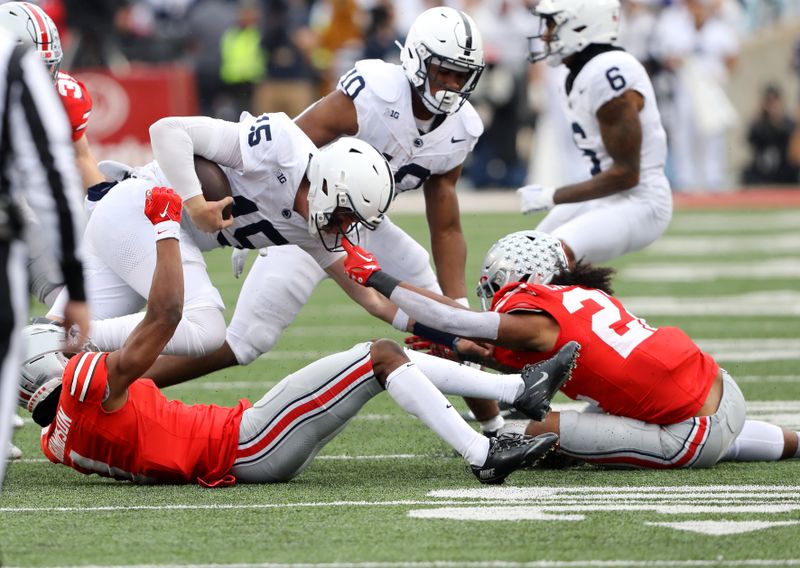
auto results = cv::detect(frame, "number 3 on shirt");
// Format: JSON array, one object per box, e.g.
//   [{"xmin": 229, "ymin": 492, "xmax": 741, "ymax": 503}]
[{"xmin": 561, "ymin": 288, "xmax": 654, "ymax": 358}]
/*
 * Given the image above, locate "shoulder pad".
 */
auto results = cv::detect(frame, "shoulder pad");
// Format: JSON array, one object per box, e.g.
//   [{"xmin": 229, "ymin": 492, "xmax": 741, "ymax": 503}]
[
  {"xmin": 459, "ymin": 101, "xmax": 483, "ymax": 138},
  {"xmin": 354, "ymin": 59, "xmax": 404, "ymax": 103}
]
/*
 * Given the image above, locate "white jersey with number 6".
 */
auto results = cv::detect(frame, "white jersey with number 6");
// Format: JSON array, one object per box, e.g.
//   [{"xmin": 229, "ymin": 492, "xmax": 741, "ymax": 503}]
[{"xmin": 538, "ymin": 49, "xmax": 673, "ymax": 264}]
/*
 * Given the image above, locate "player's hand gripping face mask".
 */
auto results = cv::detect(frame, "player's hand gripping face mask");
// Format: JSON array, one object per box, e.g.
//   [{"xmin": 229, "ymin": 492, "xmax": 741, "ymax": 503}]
[{"xmin": 307, "ymin": 138, "xmax": 395, "ymax": 252}]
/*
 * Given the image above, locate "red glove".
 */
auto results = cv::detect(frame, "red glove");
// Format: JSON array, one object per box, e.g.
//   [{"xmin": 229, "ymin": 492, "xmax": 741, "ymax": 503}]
[
  {"xmin": 342, "ymin": 238, "xmax": 382, "ymax": 285},
  {"xmin": 404, "ymin": 335, "xmax": 433, "ymax": 351},
  {"xmin": 404, "ymin": 335, "xmax": 459, "ymax": 361},
  {"xmin": 145, "ymin": 187, "xmax": 182, "ymax": 225}
]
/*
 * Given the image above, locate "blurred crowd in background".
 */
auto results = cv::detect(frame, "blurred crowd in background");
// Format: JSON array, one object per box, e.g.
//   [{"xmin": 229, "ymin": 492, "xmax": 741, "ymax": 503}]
[{"xmin": 11, "ymin": 0, "xmax": 800, "ymax": 191}]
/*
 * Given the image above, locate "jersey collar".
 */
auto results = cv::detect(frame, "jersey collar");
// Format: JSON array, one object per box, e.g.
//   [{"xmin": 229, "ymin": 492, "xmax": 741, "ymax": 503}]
[{"xmin": 564, "ymin": 44, "xmax": 626, "ymax": 96}]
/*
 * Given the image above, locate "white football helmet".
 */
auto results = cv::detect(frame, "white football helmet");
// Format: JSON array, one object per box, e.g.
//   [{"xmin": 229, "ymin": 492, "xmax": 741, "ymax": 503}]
[
  {"xmin": 18, "ymin": 323, "xmax": 71, "ymax": 427},
  {"xmin": 0, "ymin": 2, "xmax": 62, "ymax": 81},
  {"xmin": 307, "ymin": 137, "xmax": 395, "ymax": 251},
  {"xmin": 528, "ymin": 0, "xmax": 620, "ymax": 66},
  {"xmin": 476, "ymin": 230, "xmax": 569, "ymax": 310},
  {"xmin": 399, "ymin": 7, "xmax": 484, "ymax": 115}
]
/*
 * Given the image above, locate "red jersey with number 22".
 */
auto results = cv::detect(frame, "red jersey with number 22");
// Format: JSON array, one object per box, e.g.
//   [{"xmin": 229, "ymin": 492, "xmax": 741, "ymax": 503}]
[
  {"xmin": 491, "ymin": 283, "xmax": 718, "ymax": 424},
  {"xmin": 41, "ymin": 352, "xmax": 250, "ymax": 486},
  {"xmin": 56, "ymin": 71, "xmax": 91, "ymax": 141}
]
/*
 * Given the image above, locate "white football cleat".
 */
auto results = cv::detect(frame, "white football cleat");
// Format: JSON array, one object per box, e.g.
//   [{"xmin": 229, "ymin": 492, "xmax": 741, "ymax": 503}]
[{"xmin": 13, "ymin": 414, "xmax": 24, "ymax": 428}]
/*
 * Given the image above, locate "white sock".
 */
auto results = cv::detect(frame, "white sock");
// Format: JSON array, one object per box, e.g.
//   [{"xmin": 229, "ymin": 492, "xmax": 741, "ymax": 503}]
[
  {"xmin": 404, "ymin": 349, "xmax": 523, "ymax": 403},
  {"xmin": 722, "ymin": 420, "xmax": 784, "ymax": 461},
  {"xmin": 90, "ymin": 306, "xmax": 226, "ymax": 356},
  {"xmin": 385, "ymin": 362, "xmax": 490, "ymax": 467},
  {"xmin": 479, "ymin": 415, "xmax": 505, "ymax": 435}
]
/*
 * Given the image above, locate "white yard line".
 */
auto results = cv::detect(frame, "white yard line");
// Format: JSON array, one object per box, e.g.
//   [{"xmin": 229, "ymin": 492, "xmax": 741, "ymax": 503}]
[
  {"xmin": 647, "ymin": 234, "xmax": 800, "ymax": 255},
  {"xmin": 6, "ymin": 560, "xmax": 800, "ymax": 568},
  {"xmin": 621, "ymin": 259, "xmax": 800, "ymax": 282}
]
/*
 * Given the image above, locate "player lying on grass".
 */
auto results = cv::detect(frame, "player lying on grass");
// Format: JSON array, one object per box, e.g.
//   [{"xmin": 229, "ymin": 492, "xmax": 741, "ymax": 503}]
[
  {"xmin": 342, "ymin": 230, "xmax": 800, "ymax": 468},
  {"xmin": 17, "ymin": 188, "xmax": 575, "ymax": 486}
]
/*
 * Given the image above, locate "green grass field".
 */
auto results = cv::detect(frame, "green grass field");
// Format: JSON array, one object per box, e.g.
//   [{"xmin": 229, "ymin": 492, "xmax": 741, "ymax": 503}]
[{"xmin": 2, "ymin": 206, "xmax": 799, "ymax": 568}]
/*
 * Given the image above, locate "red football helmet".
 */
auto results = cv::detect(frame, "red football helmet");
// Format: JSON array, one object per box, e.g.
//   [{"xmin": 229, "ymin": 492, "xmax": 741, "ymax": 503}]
[{"xmin": 0, "ymin": 2, "xmax": 63, "ymax": 81}]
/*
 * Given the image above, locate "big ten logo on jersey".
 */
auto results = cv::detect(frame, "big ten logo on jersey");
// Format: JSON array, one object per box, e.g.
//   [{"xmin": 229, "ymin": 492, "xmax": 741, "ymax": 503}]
[
  {"xmin": 57, "ymin": 74, "xmax": 84, "ymax": 100},
  {"xmin": 248, "ymin": 114, "xmax": 272, "ymax": 147},
  {"xmin": 384, "ymin": 108, "xmax": 400, "ymax": 120},
  {"xmin": 274, "ymin": 169, "xmax": 287, "ymax": 184}
]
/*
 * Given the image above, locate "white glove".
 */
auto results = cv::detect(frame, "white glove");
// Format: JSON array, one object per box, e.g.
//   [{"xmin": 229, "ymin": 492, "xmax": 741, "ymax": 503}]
[
  {"xmin": 231, "ymin": 248, "xmax": 251, "ymax": 279},
  {"xmin": 517, "ymin": 184, "xmax": 556, "ymax": 214}
]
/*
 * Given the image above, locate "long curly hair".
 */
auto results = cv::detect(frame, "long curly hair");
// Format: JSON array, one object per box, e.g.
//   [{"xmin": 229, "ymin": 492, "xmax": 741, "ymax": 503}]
[{"xmin": 550, "ymin": 260, "xmax": 616, "ymax": 296}]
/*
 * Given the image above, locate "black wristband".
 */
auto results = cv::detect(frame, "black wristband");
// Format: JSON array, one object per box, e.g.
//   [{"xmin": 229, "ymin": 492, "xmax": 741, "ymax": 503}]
[
  {"xmin": 412, "ymin": 322, "xmax": 459, "ymax": 351},
  {"xmin": 365, "ymin": 270, "xmax": 401, "ymax": 297}
]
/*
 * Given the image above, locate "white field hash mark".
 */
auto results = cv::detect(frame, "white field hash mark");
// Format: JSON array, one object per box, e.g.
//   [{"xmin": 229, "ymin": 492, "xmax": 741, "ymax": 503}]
[
  {"xmin": 411, "ymin": 486, "xmax": 800, "ymax": 532},
  {"xmin": 6, "ymin": 560, "xmax": 800, "ymax": 568}
]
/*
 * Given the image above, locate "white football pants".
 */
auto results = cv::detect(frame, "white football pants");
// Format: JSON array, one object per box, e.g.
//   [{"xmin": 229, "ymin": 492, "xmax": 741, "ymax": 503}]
[
  {"xmin": 227, "ymin": 216, "xmax": 440, "ymax": 365},
  {"xmin": 558, "ymin": 370, "xmax": 746, "ymax": 468},
  {"xmin": 536, "ymin": 177, "xmax": 672, "ymax": 264},
  {"xmin": 48, "ymin": 173, "xmax": 226, "ymax": 356}
]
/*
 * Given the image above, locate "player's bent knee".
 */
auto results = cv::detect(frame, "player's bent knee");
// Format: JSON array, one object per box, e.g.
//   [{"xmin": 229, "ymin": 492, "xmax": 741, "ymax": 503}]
[{"xmin": 369, "ymin": 339, "xmax": 408, "ymax": 387}]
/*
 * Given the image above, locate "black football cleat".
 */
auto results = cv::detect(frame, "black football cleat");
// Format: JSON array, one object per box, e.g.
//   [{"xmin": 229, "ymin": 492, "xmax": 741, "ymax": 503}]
[
  {"xmin": 513, "ymin": 341, "xmax": 580, "ymax": 421},
  {"xmin": 471, "ymin": 432, "xmax": 559, "ymax": 484}
]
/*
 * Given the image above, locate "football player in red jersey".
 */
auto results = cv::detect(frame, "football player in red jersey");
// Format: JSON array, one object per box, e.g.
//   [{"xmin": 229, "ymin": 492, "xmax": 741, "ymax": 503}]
[
  {"xmin": 342, "ymin": 231, "xmax": 800, "ymax": 468},
  {"xmin": 0, "ymin": 2, "xmax": 109, "ymax": 312},
  {"xmin": 0, "ymin": 2, "xmax": 105, "ymax": 191},
  {"xmin": 18, "ymin": 189, "xmax": 566, "ymax": 486}
]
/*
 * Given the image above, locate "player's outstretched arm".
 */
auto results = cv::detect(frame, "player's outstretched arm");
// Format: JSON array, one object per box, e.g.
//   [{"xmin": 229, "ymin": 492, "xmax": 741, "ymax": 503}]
[
  {"xmin": 104, "ymin": 187, "xmax": 185, "ymax": 409},
  {"xmin": 149, "ymin": 116, "xmax": 238, "ymax": 233},
  {"xmin": 341, "ymin": 239, "xmax": 554, "ymax": 351}
]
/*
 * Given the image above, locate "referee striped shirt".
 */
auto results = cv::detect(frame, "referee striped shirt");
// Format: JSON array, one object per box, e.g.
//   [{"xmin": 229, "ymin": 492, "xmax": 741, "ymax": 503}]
[{"xmin": 0, "ymin": 31, "xmax": 85, "ymax": 300}]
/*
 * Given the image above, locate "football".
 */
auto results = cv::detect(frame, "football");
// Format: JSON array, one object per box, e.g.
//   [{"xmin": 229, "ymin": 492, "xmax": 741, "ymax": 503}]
[{"xmin": 193, "ymin": 155, "xmax": 233, "ymax": 219}]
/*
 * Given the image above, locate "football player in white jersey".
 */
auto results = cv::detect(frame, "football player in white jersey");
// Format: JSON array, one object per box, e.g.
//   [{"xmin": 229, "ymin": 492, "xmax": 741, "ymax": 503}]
[
  {"xmin": 47, "ymin": 113, "xmax": 398, "ymax": 358},
  {"xmin": 151, "ymin": 7, "xmax": 504, "ymax": 435},
  {"xmin": 517, "ymin": 0, "xmax": 672, "ymax": 265}
]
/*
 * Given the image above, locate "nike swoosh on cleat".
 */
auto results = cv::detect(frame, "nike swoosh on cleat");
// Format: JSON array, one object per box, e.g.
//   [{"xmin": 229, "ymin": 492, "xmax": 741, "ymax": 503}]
[{"xmin": 530, "ymin": 371, "xmax": 549, "ymax": 388}]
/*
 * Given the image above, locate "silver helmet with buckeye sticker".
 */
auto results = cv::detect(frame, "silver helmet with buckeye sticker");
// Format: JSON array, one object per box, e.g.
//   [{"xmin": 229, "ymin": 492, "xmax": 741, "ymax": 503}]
[{"xmin": 476, "ymin": 230, "xmax": 569, "ymax": 310}]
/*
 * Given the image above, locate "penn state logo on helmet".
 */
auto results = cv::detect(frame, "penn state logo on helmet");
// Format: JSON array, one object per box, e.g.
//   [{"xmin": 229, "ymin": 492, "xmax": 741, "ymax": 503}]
[{"xmin": 476, "ymin": 230, "xmax": 569, "ymax": 310}]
